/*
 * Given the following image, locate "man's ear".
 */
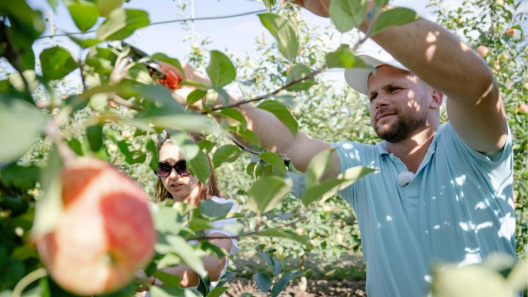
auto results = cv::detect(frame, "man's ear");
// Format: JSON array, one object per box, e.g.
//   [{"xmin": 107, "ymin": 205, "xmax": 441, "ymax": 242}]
[{"xmin": 430, "ymin": 89, "xmax": 444, "ymax": 109}]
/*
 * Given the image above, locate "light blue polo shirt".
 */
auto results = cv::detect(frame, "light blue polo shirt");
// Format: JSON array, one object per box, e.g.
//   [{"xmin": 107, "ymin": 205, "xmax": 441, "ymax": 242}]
[{"xmin": 331, "ymin": 123, "xmax": 516, "ymax": 297}]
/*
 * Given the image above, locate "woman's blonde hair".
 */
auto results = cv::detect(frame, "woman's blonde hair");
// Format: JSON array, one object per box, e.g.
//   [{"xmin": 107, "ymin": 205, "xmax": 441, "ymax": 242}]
[{"xmin": 154, "ymin": 131, "xmax": 221, "ymax": 202}]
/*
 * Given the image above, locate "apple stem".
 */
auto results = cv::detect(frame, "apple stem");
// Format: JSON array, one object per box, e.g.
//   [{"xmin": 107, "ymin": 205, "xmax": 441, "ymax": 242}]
[
  {"xmin": 12, "ymin": 268, "xmax": 47, "ymax": 297},
  {"xmin": 43, "ymin": 119, "xmax": 77, "ymax": 166}
]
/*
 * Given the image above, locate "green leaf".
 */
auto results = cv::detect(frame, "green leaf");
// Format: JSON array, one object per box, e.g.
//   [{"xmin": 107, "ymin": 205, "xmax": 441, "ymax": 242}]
[
  {"xmin": 169, "ymin": 132, "xmax": 200, "ymax": 161},
  {"xmin": 370, "ymin": 7, "xmax": 420, "ymax": 37},
  {"xmin": 199, "ymin": 199, "xmax": 233, "ymax": 219},
  {"xmin": 67, "ymin": 1, "xmax": 99, "ymax": 32},
  {"xmin": 147, "ymin": 138, "xmax": 158, "ymax": 171},
  {"xmin": 150, "ymin": 53, "xmax": 184, "ymax": 76},
  {"xmin": 220, "ymin": 222, "xmax": 245, "ymax": 236},
  {"xmin": 212, "ymin": 87, "xmax": 230, "ymax": 104},
  {"xmin": 0, "ymin": 196, "xmax": 29, "ymax": 217},
  {"xmin": 375, "ymin": 0, "xmax": 389, "ymax": 8},
  {"xmin": 247, "ymin": 176, "xmax": 292, "ymax": 215},
  {"xmin": 263, "ymin": 0, "xmax": 276, "ymax": 12},
  {"xmin": 152, "ymin": 205, "xmax": 183, "ymax": 235},
  {"xmin": 216, "ymin": 272, "xmax": 236, "ymax": 288},
  {"xmin": 431, "ymin": 264, "xmax": 513, "ymax": 297},
  {"xmin": 207, "ymin": 287, "xmax": 228, "ymax": 297},
  {"xmin": 166, "ymin": 235, "xmax": 206, "ymax": 277},
  {"xmin": 31, "ymin": 146, "xmax": 63, "ymax": 240},
  {"xmin": 216, "ymin": 108, "xmax": 247, "ymax": 130},
  {"xmin": 258, "ymin": 13, "xmax": 299, "ymax": 61},
  {"xmin": 39, "ymin": 47, "xmax": 77, "ymax": 80},
  {"xmin": 206, "ymin": 50, "xmax": 236, "ymax": 87},
  {"xmin": 329, "ymin": 0, "xmax": 368, "ymax": 33},
  {"xmin": 271, "ymin": 272, "xmax": 303, "ymax": 297},
  {"xmin": 506, "ymin": 259, "xmax": 528, "ymax": 291},
  {"xmin": 68, "ymin": 138, "xmax": 84, "ymax": 156},
  {"xmin": 88, "ymin": 93, "xmax": 108, "ymax": 111},
  {"xmin": 213, "ymin": 145, "xmax": 241, "ymax": 168},
  {"xmin": 259, "ymin": 152, "xmax": 287, "ymax": 175},
  {"xmin": 47, "ymin": 0, "xmax": 58, "ymax": 12},
  {"xmin": 197, "ymin": 139, "xmax": 215, "ymax": 154},
  {"xmin": 0, "ymin": 99, "xmax": 47, "ymax": 163},
  {"xmin": 187, "ymin": 89, "xmax": 208, "ymax": 105},
  {"xmin": 273, "ymin": 259, "xmax": 282, "ymax": 276},
  {"xmin": 131, "ymin": 114, "xmax": 215, "ymax": 135},
  {"xmin": 197, "ymin": 275, "xmax": 211, "ymax": 297},
  {"xmin": 86, "ymin": 125, "xmax": 103, "ymax": 152},
  {"xmin": 96, "ymin": 0, "xmax": 124, "ymax": 17},
  {"xmin": 304, "ymin": 148, "xmax": 335, "ymax": 188},
  {"xmin": 253, "ymin": 272, "xmax": 272, "ymax": 293},
  {"xmin": 235, "ymin": 128, "xmax": 260, "ymax": 146},
  {"xmin": 257, "ymin": 100, "xmax": 298, "ymax": 137},
  {"xmin": 68, "ymin": 35, "xmax": 101, "ymax": 49},
  {"xmin": 258, "ymin": 252, "xmax": 275, "ymax": 271},
  {"xmin": 117, "ymin": 140, "xmax": 134, "ymax": 164},
  {"xmin": 8, "ymin": 70, "xmax": 39, "ymax": 95},
  {"xmin": 188, "ymin": 151, "xmax": 211, "ymax": 185},
  {"xmin": 301, "ymin": 166, "xmax": 374, "ymax": 206},
  {"xmin": 96, "ymin": 8, "xmax": 150, "ymax": 41},
  {"xmin": 149, "ymin": 286, "xmax": 185, "ymax": 297},
  {"xmin": 285, "ymin": 63, "xmax": 316, "ymax": 91},
  {"xmin": 189, "ymin": 218, "xmax": 213, "ymax": 231},
  {"xmin": 326, "ymin": 45, "xmax": 370, "ymax": 69},
  {"xmin": 0, "ymin": 163, "xmax": 40, "ymax": 190},
  {"xmin": 256, "ymin": 228, "xmax": 311, "ymax": 247},
  {"xmin": 153, "ymin": 270, "xmax": 180, "ymax": 289}
]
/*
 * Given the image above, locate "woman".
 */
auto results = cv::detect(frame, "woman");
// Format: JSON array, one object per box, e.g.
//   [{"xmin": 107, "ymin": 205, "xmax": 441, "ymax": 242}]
[{"xmin": 144, "ymin": 131, "xmax": 239, "ymax": 292}]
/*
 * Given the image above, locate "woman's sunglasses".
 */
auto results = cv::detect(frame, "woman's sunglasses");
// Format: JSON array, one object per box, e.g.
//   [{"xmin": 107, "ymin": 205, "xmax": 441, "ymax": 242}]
[{"xmin": 155, "ymin": 160, "xmax": 190, "ymax": 177}]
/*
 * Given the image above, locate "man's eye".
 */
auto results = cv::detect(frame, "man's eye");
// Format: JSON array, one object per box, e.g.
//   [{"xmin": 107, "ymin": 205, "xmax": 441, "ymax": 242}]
[
  {"xmin": 389, "ymin": 87, "xmax": 402, "ymax": 93},
  {"xmin": 369, "ymin": 94, "xmax": 377, "ymax": 102}
]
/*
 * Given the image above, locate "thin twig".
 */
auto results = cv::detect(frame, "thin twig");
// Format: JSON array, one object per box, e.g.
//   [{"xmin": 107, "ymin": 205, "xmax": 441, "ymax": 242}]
[
  {"xmin": 108, "ymin": 94, "xmax": 144, "ymax": 111},
  {"xmin": 37, "ymin": 9, "xmax": 268, "ymax": 40},
  {"xmin": 202, "ymin": 65, "xmax": 327, "ymax": 114},
  {"xmin": 186, "ymin": 216, "xmax": 307, "ymax": 241},
  {"xmin": 227, "ymin": 133, "xmax": 262, "ymax": 156}
]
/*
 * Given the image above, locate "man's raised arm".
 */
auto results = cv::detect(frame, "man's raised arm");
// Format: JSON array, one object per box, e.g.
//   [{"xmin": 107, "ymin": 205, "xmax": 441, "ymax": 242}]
[
  {"xmin": 164, "ymin": 62, "xmax": 340, "ymax": 176},
  {"xmin": 296, "ymin": 0, "xmax": 507, "ymax": 155}
]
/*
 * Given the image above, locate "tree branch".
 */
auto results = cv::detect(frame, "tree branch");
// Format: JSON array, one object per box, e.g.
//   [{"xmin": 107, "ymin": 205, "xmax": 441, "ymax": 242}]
[
  {"xmin": 201, "ymin": 65, "xmax": 328, "ymax": 114},
  {"xmin": 185, "ymin": 216, "xmax": 307, "ymax": 241}
]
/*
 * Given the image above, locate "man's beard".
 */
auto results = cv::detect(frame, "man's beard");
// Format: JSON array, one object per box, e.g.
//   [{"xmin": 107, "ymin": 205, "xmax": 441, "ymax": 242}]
[{"xmin": 373, "ymin": 112, "xmax": 428, "ymax": 143}]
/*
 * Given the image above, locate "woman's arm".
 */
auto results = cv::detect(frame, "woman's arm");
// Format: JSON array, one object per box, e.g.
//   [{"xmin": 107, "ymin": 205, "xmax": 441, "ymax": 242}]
[{"xmin": 155, "ymin": 232, "xmax": 233, "ymax": 287}]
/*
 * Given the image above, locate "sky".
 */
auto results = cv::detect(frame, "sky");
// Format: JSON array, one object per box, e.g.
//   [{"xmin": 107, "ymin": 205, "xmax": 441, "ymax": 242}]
[{"xmin": 27, "ymin": 0, "xmax": 463, "ymax": 84}]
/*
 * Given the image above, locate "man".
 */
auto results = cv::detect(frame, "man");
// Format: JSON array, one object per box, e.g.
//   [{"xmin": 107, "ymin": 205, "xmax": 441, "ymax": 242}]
[{"xmin": 166, "ymin": 1, "xmax": 516, "ymax": 295}]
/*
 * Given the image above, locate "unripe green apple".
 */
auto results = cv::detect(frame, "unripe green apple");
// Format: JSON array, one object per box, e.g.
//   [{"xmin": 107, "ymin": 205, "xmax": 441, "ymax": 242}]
[{"xmin": 36, "ymin": 158, "xmax": 156, "ymax": 295}]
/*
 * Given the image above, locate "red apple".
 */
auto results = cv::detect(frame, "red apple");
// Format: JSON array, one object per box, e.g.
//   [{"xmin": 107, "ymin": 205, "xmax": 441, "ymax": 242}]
[
  {"xmin": 518, "ymin": 102, "xmax": 528, "ymax": 114},
  {"xmin": 477, "ymin": 45, "xmax": 489, "ymax": 57},
  {"xmin": 505, "ymin": 28, "xmax": 517, "ymax": 38},
  {"xmin": 36, "ymin": 158, "xmax": 156, "ymax": 295}
]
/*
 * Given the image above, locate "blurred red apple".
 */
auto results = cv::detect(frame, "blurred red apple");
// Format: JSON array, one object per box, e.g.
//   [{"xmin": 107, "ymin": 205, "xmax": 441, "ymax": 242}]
[
  {"xmin": 505, "ymin": 28, "xmax": 517, "ymax": 38},
  {"xmin": 36, "ymin": 158, "xmax": 156, "ymax": 295},
  {"xmin": 477, "ymin": 45, "xmax": 489, "ymax": 57},
  {"xmin": 518, "ymin": 102, "xmax": 528, "ymax": 114}
]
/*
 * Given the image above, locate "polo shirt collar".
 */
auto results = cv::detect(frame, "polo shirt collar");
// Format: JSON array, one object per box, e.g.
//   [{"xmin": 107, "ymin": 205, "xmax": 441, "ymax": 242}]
[{"xmin": 375, "ymin": 124, "xmax": 446, "ymax": 156}]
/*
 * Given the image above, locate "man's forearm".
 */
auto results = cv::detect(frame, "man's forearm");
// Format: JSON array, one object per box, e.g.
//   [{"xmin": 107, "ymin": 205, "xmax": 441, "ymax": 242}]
[{"xmin": 362, "ymin": 10, "xmax": 496, "ymax": 105}]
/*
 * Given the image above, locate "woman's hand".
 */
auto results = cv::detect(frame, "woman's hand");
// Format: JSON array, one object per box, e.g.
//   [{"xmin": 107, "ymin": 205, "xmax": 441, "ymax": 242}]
[
  {"xmin": 158, "ymin": 61, "xmax": 211, "ymax": 111},
  {"xmin": 282, "ymin": 0, "xmax": 331, "ymax": 17}
]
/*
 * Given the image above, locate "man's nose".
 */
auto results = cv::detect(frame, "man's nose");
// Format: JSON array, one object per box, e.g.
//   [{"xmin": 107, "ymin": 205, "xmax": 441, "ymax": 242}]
[{"xmin": 374, "ymin": 94, "xmax": 390, "ymax": 108}]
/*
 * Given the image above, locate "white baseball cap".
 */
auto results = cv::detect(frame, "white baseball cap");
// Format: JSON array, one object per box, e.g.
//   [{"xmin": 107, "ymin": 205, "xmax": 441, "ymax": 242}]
[{"xmin": 344, "ymin": 51, "xmax": 410, "ymax": 95}]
